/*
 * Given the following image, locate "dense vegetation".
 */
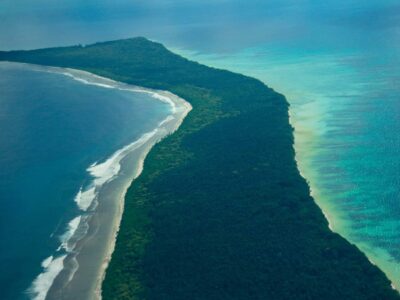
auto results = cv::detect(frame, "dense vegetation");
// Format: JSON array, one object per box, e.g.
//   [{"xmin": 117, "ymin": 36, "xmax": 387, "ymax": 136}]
[{"xmin": 1, "ymin": 38, "xmax": 399, "ymax": 300}]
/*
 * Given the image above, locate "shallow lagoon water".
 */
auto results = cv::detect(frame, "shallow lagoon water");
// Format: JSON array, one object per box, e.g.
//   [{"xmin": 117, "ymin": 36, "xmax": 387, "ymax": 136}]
[{"xmin": 175, "ymin": 43, "xmax": 400, "ymax": 288}]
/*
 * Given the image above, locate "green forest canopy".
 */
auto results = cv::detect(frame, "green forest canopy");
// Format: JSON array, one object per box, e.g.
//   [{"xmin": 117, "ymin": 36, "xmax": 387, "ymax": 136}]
[{"xmin": 1, "ymin": 38, "xmax": 399, "ymax": 300}]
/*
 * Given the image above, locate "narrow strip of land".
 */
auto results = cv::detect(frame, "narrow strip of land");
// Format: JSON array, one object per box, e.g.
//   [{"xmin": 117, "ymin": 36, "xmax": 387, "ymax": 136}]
[{"xmin": 1, "ymin": 38, "xmax": 398, "ymax": 300}]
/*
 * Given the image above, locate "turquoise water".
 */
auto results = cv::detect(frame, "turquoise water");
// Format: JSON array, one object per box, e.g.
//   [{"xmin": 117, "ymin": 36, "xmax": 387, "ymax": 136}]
[
  {"xmin": 174, "ymin": 39, "xmax": 400, "ymax": 288},
  {"xmin": 0, "ymin": 62, "xmax": 171, "ymax": 299},
  {"xmin": 1, "ymin": 0, "xmax": 399, "ymax": 293}
]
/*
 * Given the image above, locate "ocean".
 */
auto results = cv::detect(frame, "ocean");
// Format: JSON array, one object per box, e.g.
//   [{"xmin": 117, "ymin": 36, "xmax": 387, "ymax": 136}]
[
  {"xmin": 171, "ymin": 2, "xmax": 400, "ymax": 288},
  {"xmin": 1, "ymin": 0, "xmax": 399, "ymax": 295},
  {"xmin": 0, "ymin": 62, "xmax": 171, "ymax": 299}
]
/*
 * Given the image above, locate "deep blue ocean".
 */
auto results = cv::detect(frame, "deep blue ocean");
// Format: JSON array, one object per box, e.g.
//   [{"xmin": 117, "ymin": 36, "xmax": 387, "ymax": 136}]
[
  {"xmin": 1, "ymin": 0, "xmax": 399, "ymax": 295},
  {"xmin": 0, "ymin": 63, "xmax": 170, "ymax": 299}
]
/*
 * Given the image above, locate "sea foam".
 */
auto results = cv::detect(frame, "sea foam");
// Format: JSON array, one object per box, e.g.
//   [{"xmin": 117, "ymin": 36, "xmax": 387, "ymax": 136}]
[
  {"xmin": 26, "ymin": 64, "xmax": 189, "ymax": 300},
  {"xmin": 29, "ymin": 255, "xmax": 67, "ymax": 300},
  {"xmin": 48, "ymin": 67, "xmax": 178, "ymax": 113},
  {"xmin": 59, "ymin": 216, "xmax": 82, "ymax": 252},
  {"xmin": 74, "ymin": 186, "xmax": 96, "ymax": 212},
  {"xmin": 73, "ymin": 129, "xmax": 159, "ymax": 212}
]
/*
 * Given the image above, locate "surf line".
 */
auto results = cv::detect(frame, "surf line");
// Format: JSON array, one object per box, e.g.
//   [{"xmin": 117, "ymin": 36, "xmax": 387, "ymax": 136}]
[{"xmin": 24, "ymin": 63, "xmax": 192, "ymax": 300}]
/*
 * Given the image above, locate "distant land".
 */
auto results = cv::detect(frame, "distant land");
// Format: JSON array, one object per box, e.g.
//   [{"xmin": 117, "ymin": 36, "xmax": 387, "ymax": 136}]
[{"xmin": 1, "ymin": 38, "xmax": 399, "ymax": 299}]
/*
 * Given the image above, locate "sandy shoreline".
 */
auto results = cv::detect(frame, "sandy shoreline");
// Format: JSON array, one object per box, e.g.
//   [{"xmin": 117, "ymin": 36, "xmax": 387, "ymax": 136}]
[
  {"xmin": 92, "ymin": 90, "xmax": 191, "ymax": 300},
  {"xmin": 288, "ymin": 108, "xmax": 400, "ymax": 293},
  {"xmin": 14, "ymin": 63, "xmax": 192, "ymax": 300}
]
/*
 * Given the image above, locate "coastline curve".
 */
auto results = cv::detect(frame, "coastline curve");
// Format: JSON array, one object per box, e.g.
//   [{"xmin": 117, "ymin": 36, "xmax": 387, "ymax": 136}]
[{"xmin": 15, "ymin": 63, "xmax": 192, "ymax": 300}]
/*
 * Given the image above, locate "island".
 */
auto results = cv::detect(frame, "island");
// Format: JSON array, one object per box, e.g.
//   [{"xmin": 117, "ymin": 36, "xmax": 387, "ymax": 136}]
[{"xmin": 1, "ymin": 38, "xmax": 398, "ymax": 300}]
